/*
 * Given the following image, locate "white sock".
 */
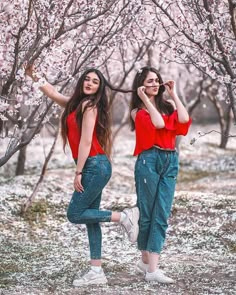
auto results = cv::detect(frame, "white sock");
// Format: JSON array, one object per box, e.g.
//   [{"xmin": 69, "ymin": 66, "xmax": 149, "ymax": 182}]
[
  {"xmin": 91, "ymin": 265, "xmax": 102, "ymax": 273},
  {"xmin": 119, "ymin": 212, "xmax": 126, "ymax": 223}
]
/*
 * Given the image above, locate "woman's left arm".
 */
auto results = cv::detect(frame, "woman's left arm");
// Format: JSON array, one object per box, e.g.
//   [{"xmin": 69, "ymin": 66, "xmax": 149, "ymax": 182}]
[
  {"xmin": 74, "ymin": 104, "xmax": 97, "ymax": 192},
  {"xmin": 165, "ymin": 80, "xmax": 189, "ymax": 123}
]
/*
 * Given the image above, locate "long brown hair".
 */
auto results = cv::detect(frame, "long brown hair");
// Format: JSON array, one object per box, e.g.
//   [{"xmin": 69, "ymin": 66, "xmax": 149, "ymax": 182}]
[
  {"xmin": 61, "ymin": 68, "xmax": 131, "ymax": 157},
  {"xmin": 61, "ymin": 69, "xmax": 113, "ymax": 157},
  {"xmin": 130, "ymin": 66, "xmax": 174, "ymax": 131}
]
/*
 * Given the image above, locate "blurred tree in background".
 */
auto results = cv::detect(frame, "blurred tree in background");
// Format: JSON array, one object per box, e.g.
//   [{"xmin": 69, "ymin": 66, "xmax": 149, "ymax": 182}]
[{"xmin": 0, "ymin": 0, "xmax": 235, "ymax": 174}]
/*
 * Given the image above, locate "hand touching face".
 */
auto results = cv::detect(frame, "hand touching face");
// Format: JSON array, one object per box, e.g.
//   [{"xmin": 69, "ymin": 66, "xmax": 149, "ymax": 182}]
[
  {"xmin": 143, "ymin": 71, "xmax": 161, "ymax": 97},
  {"xmin": 142, "ymin": 72, "xmax": 177, "ymax": 99}
]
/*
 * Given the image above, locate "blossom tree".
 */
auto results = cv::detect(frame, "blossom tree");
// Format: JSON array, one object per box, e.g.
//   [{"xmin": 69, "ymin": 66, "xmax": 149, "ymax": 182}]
[
  {"xmin": 2, "ymin": 0, "xmax": 235, "ymax": 174},
  {"xmin": 149, "ymin": 0, "xmax": 235, "ymax": 115},
  {"xmin": 104, "ymin": 30, "xmax": 158, "ymax": 140},
  {"xmin": 0, "ymin": 0, "xmax": 146, "ymax": 170},
  {"xmin": 146, "ymin": 0, "xmax": 236, "ymax": 146}
]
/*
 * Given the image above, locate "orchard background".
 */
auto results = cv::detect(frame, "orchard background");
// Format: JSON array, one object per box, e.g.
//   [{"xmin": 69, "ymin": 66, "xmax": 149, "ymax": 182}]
[{"xmin": 0, "ymin": 1, "xmax": 235, "ymax": 294}]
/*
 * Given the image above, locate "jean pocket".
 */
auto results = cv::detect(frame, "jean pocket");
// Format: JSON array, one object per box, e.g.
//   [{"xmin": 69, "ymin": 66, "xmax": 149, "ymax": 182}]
[
  {"xmin": 139, "ymin": 152, "xmax": 156, "ymax": 162},
  {"xmin": 166, "ymin": 164, "xmax": 179, "ymax": 179},
  {"xmin": 135, "ymin": 158, "xmax": 156, "ymax": 176}
]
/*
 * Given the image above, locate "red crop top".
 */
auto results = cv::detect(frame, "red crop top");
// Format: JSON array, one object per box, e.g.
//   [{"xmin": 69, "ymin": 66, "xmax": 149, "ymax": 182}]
[
  {"xmin": 133, "ymin": 109, "xmax": 192, "ymax": 156},
  {"xmin": 66, "ymin": 111, "xmax": 105, "ymax": 159}
]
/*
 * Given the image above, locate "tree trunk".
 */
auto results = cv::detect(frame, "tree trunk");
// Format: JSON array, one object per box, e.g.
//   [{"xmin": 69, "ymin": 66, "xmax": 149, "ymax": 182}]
[
  {"xmin": 22, "ymin": 127, "xmax": 59, "ymax": 213},
  {"xmin": 147, "ymin": 47, "xmax": 154, "ymax": 66},
  {"xmin": 15, "ymin": 145, "xmax": 27, "ymax": 175},
  {"xmin": 208, "ymin": 91, "xmax": 232, "ymax": 149},
  {"xmin": 219, "ymin": 107, "xmax": 231, "ymax": 149}
]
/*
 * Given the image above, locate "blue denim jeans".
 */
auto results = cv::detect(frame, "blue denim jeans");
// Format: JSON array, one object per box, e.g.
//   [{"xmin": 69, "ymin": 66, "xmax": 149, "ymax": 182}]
[
  {"xmin": 135, "ymin": 147, "xmax": 179, "ymax": 254},
  {"xmin": 67, "ymin": 154, "xmax": 112, "ymax": 259}
]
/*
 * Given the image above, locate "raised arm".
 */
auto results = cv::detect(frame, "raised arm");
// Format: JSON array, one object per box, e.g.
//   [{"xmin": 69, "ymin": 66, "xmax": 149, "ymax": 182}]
[
  {"xmin": 25, "ymin": 64, "xmax": 70, "ymax": 108},
  {"xmin": 164, "ymin": 80, "xmax": 189, "ymax": 123},
  {"xmin": 74, "ymin": 103, "xmax": 97, "ymax": 192},
  {"xmin": 134, "ymin": 86, "xmax": 165, "ymax": 128}
]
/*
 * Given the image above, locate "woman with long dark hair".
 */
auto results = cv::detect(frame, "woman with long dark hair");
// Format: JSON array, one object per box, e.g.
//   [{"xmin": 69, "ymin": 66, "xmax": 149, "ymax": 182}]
[
  {"xmin": 25, "ymin": 66, "xmax": 139, "ymax": 286},
  {"xmin": 130, "ymin": 66, "xmax": 191, "ymax": 284}
]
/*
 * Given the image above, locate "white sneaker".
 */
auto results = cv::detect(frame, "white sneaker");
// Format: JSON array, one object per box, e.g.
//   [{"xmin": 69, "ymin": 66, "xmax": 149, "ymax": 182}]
[
  {"xmin": 121, "ymin": 207, "xmax": 139, "ymax": 243},
  {"xmin": 136, "ymin": 260, "xmax": 148, "ymax": 274},
  {"xmin": 73, "ymin": 268, "xmax": 107, "ymax": 286},
  {"xmin": 145, "ymin": 269, "xmax": 175, "ymax": 284},
  {"xmin": 136, "ymin": 260, "xmax": 165, "ymax": 275}
]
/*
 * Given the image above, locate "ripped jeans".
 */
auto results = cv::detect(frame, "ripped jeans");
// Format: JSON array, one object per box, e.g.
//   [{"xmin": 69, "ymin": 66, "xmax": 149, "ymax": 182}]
[
  {"xmin": 67, "ymin": 155, "xmax": 112, "ymax": 259},
  {"xmin": 134, "ymin": 147, "xmax": 179, "ymax": 254}
]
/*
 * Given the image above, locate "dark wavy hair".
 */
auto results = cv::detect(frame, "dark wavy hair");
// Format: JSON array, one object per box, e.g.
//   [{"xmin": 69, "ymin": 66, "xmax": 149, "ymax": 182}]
[
  {"xmin": 130, "ymin": 66, "xmax": 174, "ymax": 131},
  {"xmin": 61, "ymin": 68, "xmax": 131, "ymax": 158}
]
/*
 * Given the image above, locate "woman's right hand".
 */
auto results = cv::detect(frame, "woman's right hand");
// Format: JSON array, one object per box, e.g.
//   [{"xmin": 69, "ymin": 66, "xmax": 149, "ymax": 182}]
[
  {"xmin": 24, "ymin": 62, "xmax": 70, "ymax": 108},
  {"xmin": 74, "ymin": 175, "xmax": 84, "ymax": 193},
  {"xmin": 137, "ymin": 86, "xmax": 148, "ymax": 102},
  {"xmin": 24, "ymin": 63, "xmax": 38, "ymax": 81}
]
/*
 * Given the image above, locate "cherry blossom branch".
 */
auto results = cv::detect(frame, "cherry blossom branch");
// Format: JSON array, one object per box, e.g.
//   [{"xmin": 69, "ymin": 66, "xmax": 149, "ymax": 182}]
[
  {"xmin": 0, "ymin": 101, "xmax": 54, "ymax": 167},
  {"xmin": 151, "ymin": 0, "xmax": 224, "ymax": 64},
  {"xmin": 190, "ymin": 130, "xmax": 236, "ymax": 145},
  {"xmin": 150, "ymin": 0, "xmax": 236, "ymax": 123}
]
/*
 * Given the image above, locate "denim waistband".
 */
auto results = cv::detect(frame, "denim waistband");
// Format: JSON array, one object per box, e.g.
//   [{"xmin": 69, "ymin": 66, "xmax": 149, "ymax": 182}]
[
  {"xmin": 138, "ymin": 147, "xmax": 177, "ymax": 161},
  {"xmin": 74, "ymin": 154, "xmax": 108, "ymax": 163},
  {"xmin": 153, "ymin": 145, "xmax": 176, "ymax": 152}
]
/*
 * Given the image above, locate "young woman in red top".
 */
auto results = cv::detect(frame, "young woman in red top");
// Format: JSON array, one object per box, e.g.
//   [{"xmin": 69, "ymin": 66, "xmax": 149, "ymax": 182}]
[
  {"xmin": 130, "ymin": 66, "xmax": 191, "ymax": 284},
  {"xmin": 25, "ymin": 65, "xmax": 139, "ymax": 286}
]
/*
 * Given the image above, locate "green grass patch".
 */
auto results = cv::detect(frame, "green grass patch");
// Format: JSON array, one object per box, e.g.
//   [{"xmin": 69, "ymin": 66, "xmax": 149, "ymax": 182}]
[
  {"xmin": 228, "ymin": 241, "xmax": 236, "ymax": 253},
  {"xmin": 19, "ymin": 199, "xmax": 48, "ymax": 222}
]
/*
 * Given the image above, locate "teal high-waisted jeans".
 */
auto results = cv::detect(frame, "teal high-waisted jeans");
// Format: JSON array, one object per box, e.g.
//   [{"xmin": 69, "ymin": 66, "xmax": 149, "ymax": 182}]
[
  {"xmin": 135, "ymin": 147, "xmax": 179, "ymax": 254},
  {"xmin": 67, "ymin": 154, "xmax": 112, "ymax": 259}
]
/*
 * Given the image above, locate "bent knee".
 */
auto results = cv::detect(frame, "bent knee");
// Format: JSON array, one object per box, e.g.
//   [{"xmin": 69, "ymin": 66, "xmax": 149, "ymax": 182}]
[
  {"xmin": 67, "ymin": 212, "xmax": 75, "ymax": 223},
  {"xmin": 67, "ymin": 211, "xmax": 83, "ymax": 224}
]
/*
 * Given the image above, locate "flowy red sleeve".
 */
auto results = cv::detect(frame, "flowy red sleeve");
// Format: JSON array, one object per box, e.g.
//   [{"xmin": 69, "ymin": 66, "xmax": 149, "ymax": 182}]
[
  {"xmin": 163, "ymin": 110, "xmax": 192, "ymax": 136},
  {"xmin": 134, "ymin": 110, "xmax": 156, "ymax": 155}
]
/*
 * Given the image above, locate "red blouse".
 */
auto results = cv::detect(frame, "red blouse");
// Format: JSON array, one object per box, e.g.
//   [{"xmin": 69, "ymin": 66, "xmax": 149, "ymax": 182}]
[
  {"xmin": 133, "ymin": 109, "xmax": 192, "ymax": 156},
  {"xmin": 67, "ymin": 111, "xmax": 105, "ymax": 159}
]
